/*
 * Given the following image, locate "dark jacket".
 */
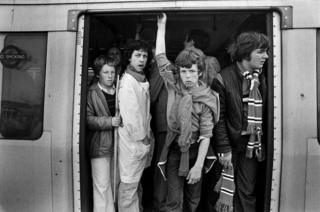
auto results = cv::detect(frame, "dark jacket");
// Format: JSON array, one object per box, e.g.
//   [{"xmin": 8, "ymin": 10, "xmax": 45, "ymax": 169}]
[
  {"xmin": 211, "ymin": 64, "xmax": 267, "ymax": 153},
  {"xmin": 149, "ymin": 60, "xmax": 168, "ymax": 133},
  {"xmin": 87, "ymin": 83, "xmax": 114, "ymax": 158}
]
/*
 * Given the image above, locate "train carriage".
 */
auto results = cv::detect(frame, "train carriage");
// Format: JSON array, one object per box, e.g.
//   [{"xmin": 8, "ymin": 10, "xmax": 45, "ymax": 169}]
[{"xmin": 0, "ymin": 1, "xmax": 319, "ymax": 212}]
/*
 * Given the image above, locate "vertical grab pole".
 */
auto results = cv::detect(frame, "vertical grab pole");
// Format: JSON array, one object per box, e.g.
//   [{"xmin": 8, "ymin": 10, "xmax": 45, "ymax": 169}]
[{"xmin": 113, "ymin": 74, "xmax": 120, "ymax": 203}]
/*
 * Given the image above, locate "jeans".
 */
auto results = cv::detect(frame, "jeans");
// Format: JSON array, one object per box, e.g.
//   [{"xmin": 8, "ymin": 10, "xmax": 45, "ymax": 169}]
[
  {"xmin": 166, "ymin": 149, "xmax": 202, "ymax": 212},
  {"xmin": 91, "ymin": 157, "xmax": 115, "ymax": 212},
  {"xmin": 152, "ymin": 132, "xmax": 168, "ymax": 212},
  {"xmin": 232, "ymin": 148, "xmax": 258, "ymax": 212},
  {"xmin": 198, "ymin": 161, "xmax": 223, "ymax": 212}
]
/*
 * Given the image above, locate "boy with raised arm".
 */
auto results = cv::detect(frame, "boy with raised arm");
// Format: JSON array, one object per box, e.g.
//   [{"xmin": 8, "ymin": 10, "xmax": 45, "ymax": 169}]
[{"xmin": 155, "ymin": 13, "xmax": 220, "ymax": 212}]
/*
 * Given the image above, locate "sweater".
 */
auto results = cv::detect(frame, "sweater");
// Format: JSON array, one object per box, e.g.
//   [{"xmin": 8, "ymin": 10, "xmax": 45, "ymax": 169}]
[{"xmin": 155, "ymin": 53, "xmax": 220, "ymax": 178}]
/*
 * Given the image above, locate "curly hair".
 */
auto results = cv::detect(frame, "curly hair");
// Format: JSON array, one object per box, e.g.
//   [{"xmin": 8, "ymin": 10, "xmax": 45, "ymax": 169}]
[
  {"xmin": 227, "ymin": 31, "xmax": 270, "ymax": 62},
  {"xmin": 123, "ymin": 39, "xmax": 151, "ymax": 67}
]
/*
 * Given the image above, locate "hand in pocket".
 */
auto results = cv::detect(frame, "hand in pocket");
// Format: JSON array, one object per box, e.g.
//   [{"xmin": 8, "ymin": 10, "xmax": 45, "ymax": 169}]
[{"xmin": 135, "ymin": 137, "xmax": 150, "ymax": 160}]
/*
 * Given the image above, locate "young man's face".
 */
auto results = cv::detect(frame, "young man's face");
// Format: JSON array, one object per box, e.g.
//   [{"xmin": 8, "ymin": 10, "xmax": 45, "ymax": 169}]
[
  {"xmin": 130, "ymin": 49, "xmax": 148, "ymax": 73},
  {"xmin": 99, "ymin": 64, "xmax": 115, "ymax": 88},
  {"xmin": 183, "ymin": 35, "xmax": 194, "ymax": 49},
  {"xmin": 180, "ymin": 64, "xmax": 200, "ymax": 88},
  {"xmin": 247, "ymin": 48, "xmax": 269, "ymax": 70},
  {"xmin": 107, "ymin": 47, "xmax": 121, "ymax": 66}
]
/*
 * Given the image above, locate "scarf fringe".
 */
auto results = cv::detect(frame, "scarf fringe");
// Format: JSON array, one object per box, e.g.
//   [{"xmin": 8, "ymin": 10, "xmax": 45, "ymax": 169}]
[
  {"xmin": 245, "ymin": 147, "xmax": 254, "ymax": 159},
  {"xmin": 215, "ymin": 202, "xmax": 233, "ymax": 212},
  {"xmin": 245, "ymin": 133, "xmax": 255, "ymax": 158},
  {"xmin": 215, "ymin": 168, "xmax": 235, "ymax": 212},
  {"xmin": 256, "ymin": 143, "xmax": 265, "ymax": 162},
  {"xmin": 245, "ymin": 128, "xmax": 265, "ymax": 161},
  {"xmin": 247, "ymin": 124, "xmax": 257, "ymax": 134}
]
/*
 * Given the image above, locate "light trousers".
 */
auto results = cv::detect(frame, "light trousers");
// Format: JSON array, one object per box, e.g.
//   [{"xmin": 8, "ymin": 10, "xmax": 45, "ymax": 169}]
[
  {"xmin": 91, "ymin": 157, "xmax": 115, "ymax": 212},
  {"xmin": 118, "ymin": 182, "xmax": 144, "ymax": 212}
]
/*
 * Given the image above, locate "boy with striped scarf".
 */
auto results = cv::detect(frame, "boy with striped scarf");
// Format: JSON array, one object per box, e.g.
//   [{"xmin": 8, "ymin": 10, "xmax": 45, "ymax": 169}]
[{"xmin": 211, "ymin": 31, "xmax": 269, "ymax": 212}]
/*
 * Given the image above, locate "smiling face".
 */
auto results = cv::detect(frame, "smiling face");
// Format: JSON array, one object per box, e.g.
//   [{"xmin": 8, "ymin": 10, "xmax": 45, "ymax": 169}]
[
  {"xmin": 129, "ymin": 49, "xmax": 148, "ymax": 72},
  {"xmin": 246, "ymin": 48, "xmax": 269, "ymax": 70},
  {"xmin": 179, "ymin": 64, "xmax": 200, "ymax": 88},
  {"xmin": 98, "ymin": 63, "xmax": 115, "ymax": 88}
]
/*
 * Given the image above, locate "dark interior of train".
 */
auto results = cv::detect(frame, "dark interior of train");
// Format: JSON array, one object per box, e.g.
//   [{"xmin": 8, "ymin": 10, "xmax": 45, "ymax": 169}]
[
  {"xmin": 88, "ymin": 11, "xmax": 268, "ymax": 70},
  {"xmin": 81, "ymin": 11, "xmax": 272, "ymax": 212}
]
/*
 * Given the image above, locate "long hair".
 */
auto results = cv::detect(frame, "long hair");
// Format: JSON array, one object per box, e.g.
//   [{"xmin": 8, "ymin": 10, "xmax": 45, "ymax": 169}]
[
  {"xmin": 227, "ymin": 31, "xmax": 270, "ymax": 62},
  {"xmin": 123, "ymin": 39, "xmax": 152, "ymax": 68}
]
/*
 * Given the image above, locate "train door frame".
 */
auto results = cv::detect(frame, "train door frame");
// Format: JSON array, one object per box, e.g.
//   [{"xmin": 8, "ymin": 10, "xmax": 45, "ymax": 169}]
[
  {"xmin": 269, "ymin": 11, "xmax": 282, "ymax": 212},
  {"xmin": 72, "ymin": 8, "xmax": 283, "ymax": 212},
  {"xmin": 72, "ymin": 13, "xmax": 92, "ymax": 212}
]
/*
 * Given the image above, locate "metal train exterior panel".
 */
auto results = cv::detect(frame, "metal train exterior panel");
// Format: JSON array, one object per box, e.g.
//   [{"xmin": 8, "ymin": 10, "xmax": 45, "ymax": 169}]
[{"xmin": 0, "ymin": 1, "xmax": 319, "ymax": 212}]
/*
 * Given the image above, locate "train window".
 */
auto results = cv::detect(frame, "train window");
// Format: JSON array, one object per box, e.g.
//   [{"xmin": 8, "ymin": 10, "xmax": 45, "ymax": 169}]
[{"xmin": 0, "ymin": 33, "xmax": 47, "ymax": 140}]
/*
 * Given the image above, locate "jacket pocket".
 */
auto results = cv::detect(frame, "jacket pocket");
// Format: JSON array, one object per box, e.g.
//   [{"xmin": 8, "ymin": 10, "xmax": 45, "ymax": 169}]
[{"xmin": 91, "ymin": 132, "xmax": 113, "ymax": 157}]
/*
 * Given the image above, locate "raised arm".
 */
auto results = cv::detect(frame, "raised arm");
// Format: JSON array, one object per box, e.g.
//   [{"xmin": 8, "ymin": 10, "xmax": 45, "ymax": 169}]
[
  {"xmin": 154, "ymin": 13, "xmax": 178, "ymax": 87},
  {"xmin": 155, "ymin": 13, "xmax": 167, "ymax": 55}
]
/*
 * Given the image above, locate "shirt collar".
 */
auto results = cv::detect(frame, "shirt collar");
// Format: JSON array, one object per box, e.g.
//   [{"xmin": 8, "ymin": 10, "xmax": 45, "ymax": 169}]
[
  {"xmin": 236, "ymin": 62, "xmax": 250, "ymax": 76},
  {"xmin": 98, "ymin": 82, "xmax": 115, "ymax": 94}
]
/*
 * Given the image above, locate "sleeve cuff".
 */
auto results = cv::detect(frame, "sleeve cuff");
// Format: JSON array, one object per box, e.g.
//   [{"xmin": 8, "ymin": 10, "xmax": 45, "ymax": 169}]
[{"xmin": 216, "ymin": 146, "xmax": 232, "ymax": 154}]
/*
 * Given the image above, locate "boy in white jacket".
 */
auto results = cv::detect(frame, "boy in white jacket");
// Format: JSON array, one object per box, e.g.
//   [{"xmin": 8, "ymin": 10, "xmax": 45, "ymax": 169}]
[{"xmin": 118, "ymin": 40, "xmax": 154, "ymax": 212}]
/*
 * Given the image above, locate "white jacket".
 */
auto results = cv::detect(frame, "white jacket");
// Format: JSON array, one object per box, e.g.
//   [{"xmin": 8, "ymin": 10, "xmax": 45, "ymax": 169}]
[{"xmin": 118, "ymin": 73, "xmax": 152, "ymax": 183}]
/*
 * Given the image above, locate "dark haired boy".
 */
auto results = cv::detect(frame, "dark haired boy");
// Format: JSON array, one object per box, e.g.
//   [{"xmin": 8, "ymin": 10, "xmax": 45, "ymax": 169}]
[
  {"xmin": 117, "ymin": 39, "xmax": 154, "ymax": 212},
  {"xmin": 155, "ymin": 13, "xmax": 220, "ymax": 212},
  {"xmin": 211, "ymin": 31, "xmax": 269, "ymax": 212}
]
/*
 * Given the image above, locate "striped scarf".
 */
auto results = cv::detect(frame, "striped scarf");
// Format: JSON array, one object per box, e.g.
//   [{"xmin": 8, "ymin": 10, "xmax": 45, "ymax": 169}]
[
  {"xmin": 243, "ymin": 70, "xmax": 265, "ymax": 161},
  {"xmin": 215, "ymin": 167, "xmax": 235, "ymax": 212}
]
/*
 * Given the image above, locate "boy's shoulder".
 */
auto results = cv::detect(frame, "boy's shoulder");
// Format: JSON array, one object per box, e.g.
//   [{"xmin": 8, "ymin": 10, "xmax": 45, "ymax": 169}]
[
  {"xmin": 192, "ymin": 85, "xmax": 218, "ymax": 106},
  {"xmin": 120, "ymin": 72, "xmax": 135, "ymax": 84},
  {"xmin": 88, "ymin": 82, "xmax": 99, "ymax": 92},
  {"xmin": 217, "ymin": 64, "xmax": 239, "ymax": 85},
  {"xmin": 220, "ymin": 64, "xmax": 236, "ymax": 75}
]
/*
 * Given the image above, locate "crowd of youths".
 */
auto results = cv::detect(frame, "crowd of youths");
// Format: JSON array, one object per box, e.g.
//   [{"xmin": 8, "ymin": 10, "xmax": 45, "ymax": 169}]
[{"xmin": 87, "ymin": 13, "xmax": 270, "ymax": 212}]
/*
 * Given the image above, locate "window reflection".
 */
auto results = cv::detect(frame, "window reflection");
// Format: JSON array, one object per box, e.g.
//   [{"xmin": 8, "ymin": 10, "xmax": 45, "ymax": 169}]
[{"xmin": 0, "ymin": 33, "xmax": 46, "ymax": 140}]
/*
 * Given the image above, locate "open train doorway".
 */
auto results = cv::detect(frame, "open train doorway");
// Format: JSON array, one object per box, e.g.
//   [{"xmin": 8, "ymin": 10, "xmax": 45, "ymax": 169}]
[{"xmin": 77, "ymin": 10, "xmax": 275, "ymax": 212}]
